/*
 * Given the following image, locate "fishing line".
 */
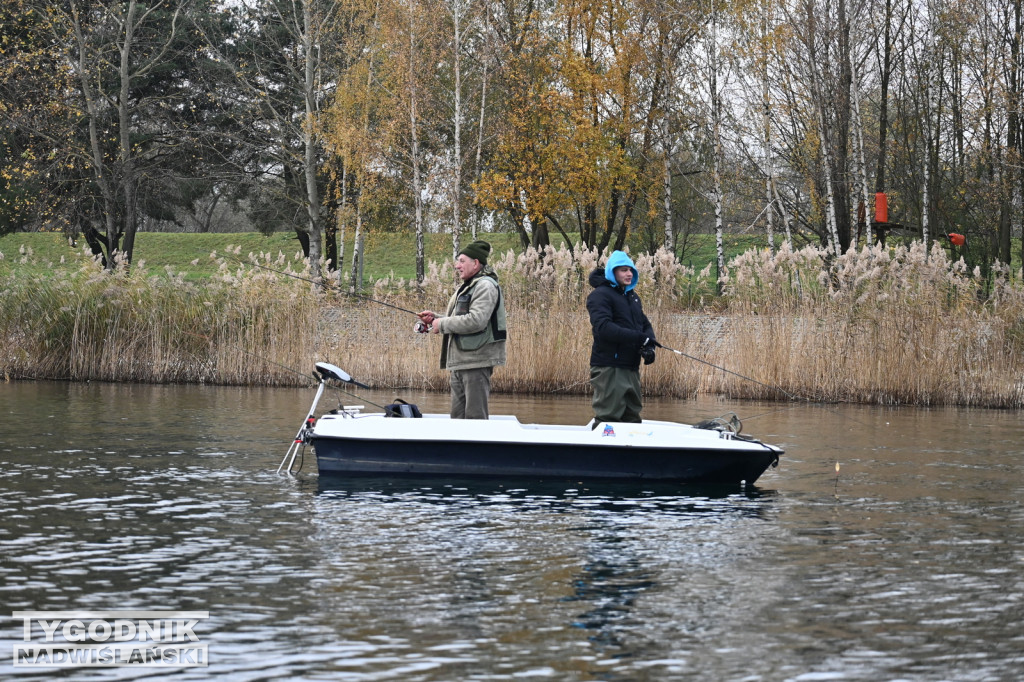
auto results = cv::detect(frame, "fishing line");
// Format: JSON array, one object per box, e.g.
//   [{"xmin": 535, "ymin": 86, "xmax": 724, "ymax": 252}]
[
  {"xmin": 182, "ymin": 330, "xmax": 316, "ymax": 383},
  {"xmin": 654, "ymin": 341, "xmax": 875, "ymax": 428},
  {"xmin": 225, "ymin": 255, "xmax": 421, "ymax": 317},
  {"xmin": 191, "ymin": 255, "xmax": 439, "ymax": 412},
  {"xmin": 654, "ymin": 341, "xmax": 812, "ymax": 402}
]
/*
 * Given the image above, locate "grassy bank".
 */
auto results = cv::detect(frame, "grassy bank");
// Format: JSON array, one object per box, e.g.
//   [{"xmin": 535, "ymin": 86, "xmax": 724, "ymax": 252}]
[
  {"xmin": 2, "ymin": 234, "xmax": 1023, "ymax": 407},
  {"xmin": 0, "ymin": 230, "xmax": 772, "ymax": 282}
]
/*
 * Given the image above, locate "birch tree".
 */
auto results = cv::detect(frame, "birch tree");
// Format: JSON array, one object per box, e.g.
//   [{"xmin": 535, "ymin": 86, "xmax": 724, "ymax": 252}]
[
  {"xmin": 471, "ymin": 2, "xmax": 493, "ymax": 241},
  {"xmin": 446, "ymin": 0, "xmax": 469, "ymax": 259},
  {"xmin": 849, "ymin": 21, "xmax": 873, "ymax": 249},
  {"xmin": 370, "ymin": 0, "xmax": 447, "ymax": 283},
  {"xmin": 405, "ymin": 0, "xmax": 428, "ymax": 283},
  {"xmin": 917, "ymin": 1, "xmax": 940, "ymax": 248},
  {"xmin": 322, "ymin": 0, "xmax": 385, "ymax": 291},
  {"xmin": 709, "ymin": 5, "xmax": 727, "ymax": 289}
]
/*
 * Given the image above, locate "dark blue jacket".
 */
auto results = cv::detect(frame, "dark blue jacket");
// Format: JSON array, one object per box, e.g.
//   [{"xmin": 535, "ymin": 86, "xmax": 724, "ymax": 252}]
[{"xmin": 585, "ymin": 253, "xmax": 655, "ymax": 369}]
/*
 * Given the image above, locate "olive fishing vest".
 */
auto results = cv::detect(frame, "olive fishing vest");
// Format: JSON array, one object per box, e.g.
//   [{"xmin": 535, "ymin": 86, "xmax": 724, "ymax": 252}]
[{"xmin": 452, "ymin": 274, "xmax": 507, "ymax": 352}]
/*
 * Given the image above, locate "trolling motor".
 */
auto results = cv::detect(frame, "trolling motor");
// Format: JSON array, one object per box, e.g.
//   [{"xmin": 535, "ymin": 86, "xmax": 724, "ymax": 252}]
[{"xmin": 277, "ymin": 362, "xmax": 363, "ymax": 474}]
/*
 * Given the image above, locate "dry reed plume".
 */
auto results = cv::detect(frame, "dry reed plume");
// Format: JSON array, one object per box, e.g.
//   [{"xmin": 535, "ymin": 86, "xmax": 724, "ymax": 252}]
[{"xmin": 3, "ymin": 241, "xmax": 1024, "ymax": 407}]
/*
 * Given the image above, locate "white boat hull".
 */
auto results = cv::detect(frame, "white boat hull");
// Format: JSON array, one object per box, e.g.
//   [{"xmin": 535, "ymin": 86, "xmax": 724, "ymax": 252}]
[{"xmin": 309, "ymin": 413, "xmax": 782, "ymax": 485}]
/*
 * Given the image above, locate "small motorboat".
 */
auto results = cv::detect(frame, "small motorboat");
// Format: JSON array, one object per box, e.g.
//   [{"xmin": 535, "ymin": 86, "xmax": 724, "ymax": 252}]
[{"xmin": 279, "ymin": 362, "xmax": 783, "ymax": 486}]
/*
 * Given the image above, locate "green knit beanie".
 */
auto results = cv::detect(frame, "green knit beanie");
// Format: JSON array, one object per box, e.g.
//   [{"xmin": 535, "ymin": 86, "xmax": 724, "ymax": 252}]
[{"xmin": 459, "ymin": 240, "xmax": 491, "ymax": 265}]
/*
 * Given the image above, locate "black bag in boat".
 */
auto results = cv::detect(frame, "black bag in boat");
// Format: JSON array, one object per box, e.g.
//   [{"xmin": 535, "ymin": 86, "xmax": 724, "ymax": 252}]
[{"xmin": 385, "ymin": 399, "xmax": 422, "ymax": 418}]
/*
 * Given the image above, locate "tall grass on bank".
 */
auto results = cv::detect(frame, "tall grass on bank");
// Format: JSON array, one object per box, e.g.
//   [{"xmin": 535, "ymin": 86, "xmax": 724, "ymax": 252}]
[
  {"xmin": 0, "ymin": 246, "xmax": 319, "ymax": 385},
  {"xmin": 363, "ymin": 242, "xmax": 1024, "ymax": 407},
  {"xmin": 718, "ymin": 241, "xmax": 1024, "ymax": 406},
  {"xmin": 3, "ymin": 241, "xmax": 1024, "ymax": 407}
]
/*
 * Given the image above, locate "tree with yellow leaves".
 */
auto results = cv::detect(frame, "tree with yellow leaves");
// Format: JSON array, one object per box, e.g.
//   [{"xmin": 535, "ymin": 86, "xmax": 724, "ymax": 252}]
[{"xmin": 476, "ymin": 0, "xmax": 695, "ymax": 254}]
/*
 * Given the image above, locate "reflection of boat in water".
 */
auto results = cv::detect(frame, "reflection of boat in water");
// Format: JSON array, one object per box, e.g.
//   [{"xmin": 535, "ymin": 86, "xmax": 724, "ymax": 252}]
[
  {"xmin": 282, "ymin": 363, "xmax": 783, "ymax": 486},
  {"xmin": 312, "ymin": 476, "xmax": 779, "ymax": 513}
]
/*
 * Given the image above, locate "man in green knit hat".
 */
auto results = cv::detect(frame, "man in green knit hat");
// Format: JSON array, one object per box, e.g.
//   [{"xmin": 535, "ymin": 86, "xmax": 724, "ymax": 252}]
[{"xmin": 417, "ymin": 240, "xmax": 507, "ymax": 419}]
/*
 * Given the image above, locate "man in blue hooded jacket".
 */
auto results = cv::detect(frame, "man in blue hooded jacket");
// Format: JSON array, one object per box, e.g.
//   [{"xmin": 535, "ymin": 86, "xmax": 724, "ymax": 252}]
[{"xmin": 585, "ymin": 250, "xmax": 657, "ymax": 425}]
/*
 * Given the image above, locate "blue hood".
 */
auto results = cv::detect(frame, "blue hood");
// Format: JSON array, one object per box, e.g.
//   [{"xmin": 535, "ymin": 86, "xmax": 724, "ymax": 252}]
[{"xmin": 603, "ymin": 251, "xmax": 638, "ymax": 292}]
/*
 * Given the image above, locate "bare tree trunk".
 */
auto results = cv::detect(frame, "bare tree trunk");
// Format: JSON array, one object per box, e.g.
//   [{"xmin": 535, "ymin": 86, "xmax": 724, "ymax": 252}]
[
  {"xmin": 1017, "ymin": 0, "xmax": 1024, "ymax": 270},
  {"xmin": 336, "ymin": 165, "xmax": 347, "ymax": 286},
  {"xmin": 832, "ymin": 0, "xmax": 853, "ymax": 252},
  {"xmin": 116, "ymin": 0, "xmax": 139, "ymax": 266},
  {"xmin": 70, "ymin": 2, "xmax": 119, "ymax": 267},
  {"xmin": 663, "ymin": 149, "xmax": 674, "ymax": 251},
  {"xmin": 336, "ymin": 209, "xmax": 346, "ymax": 285},
  {"xmin": 761, "ymin": 6, "xmax": 776, "ymax": 254},
  {"xmin": 817, "ymin": 104, "xmax": 840, "ymax": 254},
  {"xmin": 771, "ymin": 181, "xmax": 794, "ymax": 248},
  {"xmin": 301, "ymin": 0, "xmax": 324, "ymax": 278},
  {"xmin": 473, "ymin": 4, "xmax": 489, "ymax": 242},
  {"xmin": 408, "ymin": 5, "xmax": 425, "ymax": 283},
  {"xmin": 851, "ymin": 48, "xmax": 871, "ymax": 251},
  {"xmin": 1004, "ymin": 0, "xmax": 1021, "ymax": 265},
  {"xmin": 803, "ymin": 1, "xmax": 839, "ymax": 253},
  {"xmin": 873, "ymin": 0, "xmax": 899, "ymax": 246},
  {"xmin": 350, "ymin": 0, "xmax": 377, "ymax": 291},
  {"xmin": 351, "ymin": 196, "xmax": 363, "ymax": 291},
  {"xmin": 921, "ymin": 29, "xmax": 935, "ymax": 248},
  {"xmin": 711, "ymin": 10, "xmax": 725, "ymax": 295},
  {"xmin": 714, "ymin": 157, "xmax": 724, "ymax": 295}
]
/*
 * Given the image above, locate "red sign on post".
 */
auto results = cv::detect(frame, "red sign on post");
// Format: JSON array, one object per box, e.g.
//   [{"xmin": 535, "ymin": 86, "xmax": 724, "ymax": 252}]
[{"xmin": 874, "ymin": 192, "xmax": 888, "ymax": 224}]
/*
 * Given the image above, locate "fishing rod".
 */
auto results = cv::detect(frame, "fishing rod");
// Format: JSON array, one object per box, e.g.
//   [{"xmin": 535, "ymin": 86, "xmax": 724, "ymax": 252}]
[
  {"xmin": 653, "ymin": 341, "xmax": 813, "ymax": 403},
  {"xmin": 226, "ymin": 255, "xmax": 421, "ymax": 317},
  {"xmin": 649, "ymin": 341, "xmax": 881, "ymax": 430}
]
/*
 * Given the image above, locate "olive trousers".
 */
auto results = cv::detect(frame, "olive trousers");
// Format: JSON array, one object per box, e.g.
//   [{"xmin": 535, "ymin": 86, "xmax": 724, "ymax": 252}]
[
  {"xmin": 450, "ymin": 366, "xmax": 494, "ymax": 419},
  {"xmin": 590, "ymin": 365, "xmax": 643, "ymax": 423}
]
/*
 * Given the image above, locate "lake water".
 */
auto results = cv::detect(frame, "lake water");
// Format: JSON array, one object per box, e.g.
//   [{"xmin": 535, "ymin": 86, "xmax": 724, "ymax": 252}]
[{"xmin": 1, "ymin": 380, "xmax": 1023, "ymax": 681}]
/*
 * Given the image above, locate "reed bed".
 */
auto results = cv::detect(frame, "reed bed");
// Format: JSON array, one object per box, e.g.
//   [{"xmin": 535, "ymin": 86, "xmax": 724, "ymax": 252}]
[
  {"xmin": 3, "ymin": 240, "xmax": 1024, "ymax": 407},
  {"xmin": 718, "ymin": 241, "xmax": 1024, "ymax": 406},
  {"xmin": 0, "ymin": 246, "xmax": 319, "ymax": 385}
]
